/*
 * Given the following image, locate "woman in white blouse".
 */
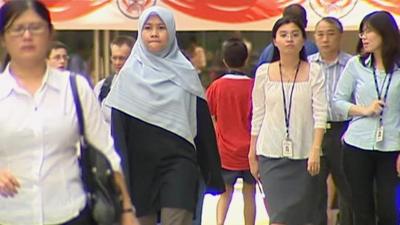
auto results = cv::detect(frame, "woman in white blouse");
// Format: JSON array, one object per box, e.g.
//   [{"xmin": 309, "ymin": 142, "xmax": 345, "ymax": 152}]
[
  {"xmin": 249, "ymin": 16, "xmax": 327, "ymax": 225},
  {"xmin": 0, "ymin": 1, "xmax": 138, "ymax": 225}
]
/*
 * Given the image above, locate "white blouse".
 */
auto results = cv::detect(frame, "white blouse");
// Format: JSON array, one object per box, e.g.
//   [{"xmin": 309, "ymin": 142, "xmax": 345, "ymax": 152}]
[
  {"xmin": 251, "ymin": 62, "xmax": 327, "ymax": 159},
  {"xmin": 0, "ymin": 66, "xmax": 121, "ymax": 225}
]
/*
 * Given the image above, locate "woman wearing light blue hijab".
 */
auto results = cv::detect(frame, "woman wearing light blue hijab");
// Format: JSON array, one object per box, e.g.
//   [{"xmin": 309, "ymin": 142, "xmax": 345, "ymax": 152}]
[{"xmin": 106, "ymin": 6, "xmax": 224, "ymax": 225}]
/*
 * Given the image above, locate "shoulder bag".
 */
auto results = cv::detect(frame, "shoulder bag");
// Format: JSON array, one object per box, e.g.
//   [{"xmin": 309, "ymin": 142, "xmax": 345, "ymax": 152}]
[{"xmin": 69, "ymin": 73, "xmax": 122, "ymax": 225}]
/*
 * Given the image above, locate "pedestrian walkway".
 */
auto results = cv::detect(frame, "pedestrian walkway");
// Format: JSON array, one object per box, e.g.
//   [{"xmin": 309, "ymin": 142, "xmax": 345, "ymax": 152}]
[{"xmin": 200, "ymin": 179, "xmax": 269, "ymax": 225}]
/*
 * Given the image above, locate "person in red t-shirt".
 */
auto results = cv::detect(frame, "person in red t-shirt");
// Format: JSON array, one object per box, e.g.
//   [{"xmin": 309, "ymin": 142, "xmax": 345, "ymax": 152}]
[{"xmin": 206, "ymin": 38, "xmax": 256, "ymax": 225}]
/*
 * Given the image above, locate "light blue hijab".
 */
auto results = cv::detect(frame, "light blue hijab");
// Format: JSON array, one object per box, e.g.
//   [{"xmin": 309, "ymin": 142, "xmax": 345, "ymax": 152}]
[{"xmin": 106, "ymin": 6, "xmax": 204, "ymax": 146}]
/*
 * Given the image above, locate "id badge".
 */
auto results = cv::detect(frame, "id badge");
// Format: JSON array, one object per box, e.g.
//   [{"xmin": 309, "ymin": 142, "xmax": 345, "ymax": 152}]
[
  {"xmin": 376, "ymin": 126, "xmax": 384, "ymax": 142},
  {"xmin": 282, "ymin": 138, "xmax": 293, "ymax": 157}
]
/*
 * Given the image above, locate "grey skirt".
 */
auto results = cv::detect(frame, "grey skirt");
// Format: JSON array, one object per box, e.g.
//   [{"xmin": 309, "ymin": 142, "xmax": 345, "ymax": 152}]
[{"xmin": 259, "ymin": 156, "xmax": 318, "ymax": 225}]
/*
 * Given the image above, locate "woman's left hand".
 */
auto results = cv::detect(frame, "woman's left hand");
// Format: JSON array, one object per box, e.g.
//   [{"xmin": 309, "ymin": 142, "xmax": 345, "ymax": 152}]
[
  {"xmin": 307, "ymin": 147, "xmax": 321, "ymax": 176},
  {"xmin": 396, "ymin": 153, "xmax": 400, "ymax": 176},
  {"xmin": 121, "ymin": 210, "xmax": 140, "ymax": 225}
]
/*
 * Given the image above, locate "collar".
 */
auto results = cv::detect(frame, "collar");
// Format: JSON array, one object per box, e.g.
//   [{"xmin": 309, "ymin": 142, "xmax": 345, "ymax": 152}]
[
  {"xmin": 0, "ymin": 64, "xmax": 62, "ymax": 100},
  {"xmin": 221, "ymin": 74, "xmax": 250, "ymax": 80},
  {"xmin": 309, "ymin": 52, "xmax": 349, "ymax": 67},
  {"xmin": 364, "ymin": 54, "xmax": 400, "ymax": 73}
]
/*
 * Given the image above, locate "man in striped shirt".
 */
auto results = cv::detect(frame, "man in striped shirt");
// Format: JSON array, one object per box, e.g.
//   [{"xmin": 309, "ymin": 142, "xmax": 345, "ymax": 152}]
[{"xmin": 308, "ymin": 17, "xmax": 353, "ymax": 225}]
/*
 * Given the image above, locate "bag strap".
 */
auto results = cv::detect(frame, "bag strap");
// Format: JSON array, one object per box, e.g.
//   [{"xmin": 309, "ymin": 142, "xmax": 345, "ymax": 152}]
[
  {"xmin": 69, "ymin": 73, "xmax": 93, "ymax": 193},
  {"xmin": 98, "ymin": 74, "xmax": 114, "ymax": 103},
  {"xmin": 69, "ymin": 73, "xmax": 85, "ymax": 137}
]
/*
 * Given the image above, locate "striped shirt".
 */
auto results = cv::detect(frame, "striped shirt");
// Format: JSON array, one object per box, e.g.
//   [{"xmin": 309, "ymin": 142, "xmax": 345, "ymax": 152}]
[{"xmin": 309, "ymin": 52, "xmax": 352, "ymax": 122}]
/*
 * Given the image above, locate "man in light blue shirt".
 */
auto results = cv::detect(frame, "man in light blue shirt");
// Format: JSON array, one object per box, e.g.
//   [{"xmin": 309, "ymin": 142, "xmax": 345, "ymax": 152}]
[{"xmin": 309, "ymin": 17, "xmax": 353, "ymax": 225}]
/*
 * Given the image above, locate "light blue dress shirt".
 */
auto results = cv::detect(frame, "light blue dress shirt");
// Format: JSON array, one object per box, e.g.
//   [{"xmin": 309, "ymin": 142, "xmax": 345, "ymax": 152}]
[{"xmin": 333, "ymin": 55, "xmax": 400, "ymax": 151}]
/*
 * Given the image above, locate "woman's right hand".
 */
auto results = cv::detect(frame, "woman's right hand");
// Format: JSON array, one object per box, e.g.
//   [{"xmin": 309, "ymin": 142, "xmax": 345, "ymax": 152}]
[
  {"xmin": 0, "ymin": 170, "xmax": 20, "ymax": 198},
  {"xmin": 364, "ymin": 100, "xmax": 385, "ymax": 116}
]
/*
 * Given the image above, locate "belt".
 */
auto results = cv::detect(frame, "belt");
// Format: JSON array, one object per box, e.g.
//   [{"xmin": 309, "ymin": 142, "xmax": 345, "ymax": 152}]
[{"xmin": 326, "ymin": 121, "xmax": 349, "ymax": 129}]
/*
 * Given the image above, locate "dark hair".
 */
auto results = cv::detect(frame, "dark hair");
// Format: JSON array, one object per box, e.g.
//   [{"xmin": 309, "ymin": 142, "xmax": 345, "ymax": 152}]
[
  {"xmin": 283, "ymin": 4, "xmax": 307, "ymax": 28},
  {"xmin": 1, "ymin": 53, "xmax": 10, "ymax": 72},
  {"xmin": 111, "ymin": 35, "xmax": 135, "ymax": 49},
  {"xmin": 271, "ymin": 16, "xmax": 308, "ymax": 62},
  {"xmin": 357, "ymin": 11, "xmax": 400, "ymax": 74},
  {"xmin": 316, "ymin": 16, "xmax": 343, "ymax": 33},
  {"xmin": 222, "ymin": 38, "xmax": 248, "ymax": 68},
  {"xmin": 47, "ymin": 41, "xmax": 68, "ymax": 57},
  {"xmin": 0, "ymin": 0, "xmax": 53, "ymax": 36}
]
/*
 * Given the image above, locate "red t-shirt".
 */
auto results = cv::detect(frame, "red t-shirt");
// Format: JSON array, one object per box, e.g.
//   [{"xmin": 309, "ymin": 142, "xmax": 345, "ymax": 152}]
[{"xmin": 206, "ymin": 75, "xmax": 253, "ymax": 170}]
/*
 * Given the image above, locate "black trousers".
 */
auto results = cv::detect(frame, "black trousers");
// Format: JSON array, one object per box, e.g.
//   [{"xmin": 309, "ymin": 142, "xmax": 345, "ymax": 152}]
[
  {"xmin": 61, "ymin": 205, "xmax": 95, "ymax": 225},
  {"xmin": 314, "ymin": 121, "xmax": 353, "ymax": 225},
  {"xmin": 343, "ymin": 142, "xmax": 400, "ymax": 225}
]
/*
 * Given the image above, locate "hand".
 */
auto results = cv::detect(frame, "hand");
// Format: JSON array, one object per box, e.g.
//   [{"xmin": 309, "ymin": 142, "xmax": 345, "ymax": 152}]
[
  {"xmin": 307, "ymin": 147, "xmax": 320, "ymax": 176},
  {"xmin": 249, "ymin": 153, "xmax": 260, "ymax": 181},
  {"xmin": 396, "ymin": 154, "xmax": 400, "ymax": 176},
  {"xmin": 121, "ymin": 209, "xmax": 140, "ymax": 225},
  {"xmin": 364, "ymin": 100, "xmax": 385, "ymax": 116},
  {"xmin": 0, "ymin": 169, "xmax": 20, "ymax": 198}
]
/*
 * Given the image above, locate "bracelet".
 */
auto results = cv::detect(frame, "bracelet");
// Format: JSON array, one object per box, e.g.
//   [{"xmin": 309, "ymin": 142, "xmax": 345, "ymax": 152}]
[{"xmin": 122, "ymin": 208, "xmax": 134, "ymax": 214}]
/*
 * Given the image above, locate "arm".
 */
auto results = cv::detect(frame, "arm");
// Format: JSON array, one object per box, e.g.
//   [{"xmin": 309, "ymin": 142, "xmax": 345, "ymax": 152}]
[
  {"xmin": 248, "ymin": 135, "xmax": 260, "ymax": 181},
  {"xmin": 334, "ymin": 57, "xmax": 384, "ymax": 117},
  {"xmin": 309, "ymin": 63, "xmax": 327, "ymax": 176},
  {"xmin": 251, "ymin": 65, "xmax": 268, "ymax": 136},
  {"xmin": 114, "ymin": 172, "xmax": 140, "ymax": 225},
  {"xmin": 348, "ymin": 101, "xmax": 384, "ymax": 117},
  {"xmin": 248, "ymin": 65, "xmax": 268, "ymax": 181},
  {"xmin": 205, "ymin": 83, "xmax": 217, "ymax": 126}
]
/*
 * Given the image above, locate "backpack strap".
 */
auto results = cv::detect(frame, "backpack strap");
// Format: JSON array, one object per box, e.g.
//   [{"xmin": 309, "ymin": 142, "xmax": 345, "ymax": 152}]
[{"xmin": 98, "ymin": 74, "xmax": 115, "ymax": 102}]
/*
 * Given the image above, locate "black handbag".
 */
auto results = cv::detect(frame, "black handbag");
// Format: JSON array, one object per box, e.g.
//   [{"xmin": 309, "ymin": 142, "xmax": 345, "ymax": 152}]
[{"xmin": 69, "ymin": 74, "xmax": 122, "ymax": 225}]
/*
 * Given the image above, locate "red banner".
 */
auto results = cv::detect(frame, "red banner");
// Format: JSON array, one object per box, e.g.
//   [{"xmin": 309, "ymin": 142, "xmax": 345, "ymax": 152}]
[{"xmin": 0, "ymin": 0, "xmax": 399, "ymax": 31}]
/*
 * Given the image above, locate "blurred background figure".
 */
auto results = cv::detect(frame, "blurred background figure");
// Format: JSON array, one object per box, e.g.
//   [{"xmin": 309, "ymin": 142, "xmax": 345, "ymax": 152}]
[
  {"xmin": 47, "ymin": 40, "xmax": 69, "ymax": 70},
  {"xmin": 309, "ymin": 16, "xmax": 353, "ymax": 225},
  {"xmin": 94, "ymin": 35, "xmax": 135, "ymax": 123},
  {"xmin": 185, "ymin": 37, "xmax": 209, "ymax": 88},
  {"xmin": 68, "ymin": 40, "xmax": 92, "ymax": 86},
  {"xmin": 255, "ymin": 3, "xmax": 318, "ymax": 73},
  {"xmin": 206, "ymin": 38, "xmax": 256, "ymax": 225}
]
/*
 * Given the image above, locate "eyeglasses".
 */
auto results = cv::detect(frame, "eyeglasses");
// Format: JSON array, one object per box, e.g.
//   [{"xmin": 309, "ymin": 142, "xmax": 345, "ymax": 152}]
[
  {"xmin": 50, "ymin": 55, "xmax": 69, "ymax": 61},
  {"xmin": 278, "ymin": 31, "xmax": 302, "ymax": 40},
  {"xmin": 6, "ymin": 23, "xmax": 48, "ymax": 37},
  {"xmin": 358, "ymin": 29, "xmax": 373, "ymax": 39}
]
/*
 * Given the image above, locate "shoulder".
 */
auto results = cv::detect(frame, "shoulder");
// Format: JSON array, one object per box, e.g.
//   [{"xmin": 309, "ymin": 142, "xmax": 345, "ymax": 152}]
[
  {"xmin": 255, "ymin": 63, "xmax": 270, "ymax": 77},
  {"xmin": 345, "ymin": 55, "xmax": 364, "ymax": 70},
  {"xmin": 309, "ymin": 61, "xmax": 322, "ymax": 70},
  {"xmin": 94, "ymin": 78, "xmax": 106, "ymax": 90},
  {"xmin": 308, "ymin": 62, "xmax": 324, "ymax": 82},
  {"xmin": 308, "ymin": 53, "xmax": 320, "ymax": 62},
  {"xmin": 0, "ymin": 69, "xmax": 14, "ymax": 99},
  {"xmin": 339, "ymin": 52, "xmax": 353, "ymax": 64},
  {"xmin": 63, "ymin": 71, "xmax": 93, "ymax": 95}
]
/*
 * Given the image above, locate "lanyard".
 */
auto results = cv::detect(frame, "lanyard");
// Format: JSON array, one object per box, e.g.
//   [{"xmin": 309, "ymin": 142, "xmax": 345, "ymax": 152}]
[
  {"xmin": 280, "ymin": 61, "xmax": 301, "ymax": 138},
  {"xmin": 372, "ymin": 65, "xmax": 392, "ymax": 124}
]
